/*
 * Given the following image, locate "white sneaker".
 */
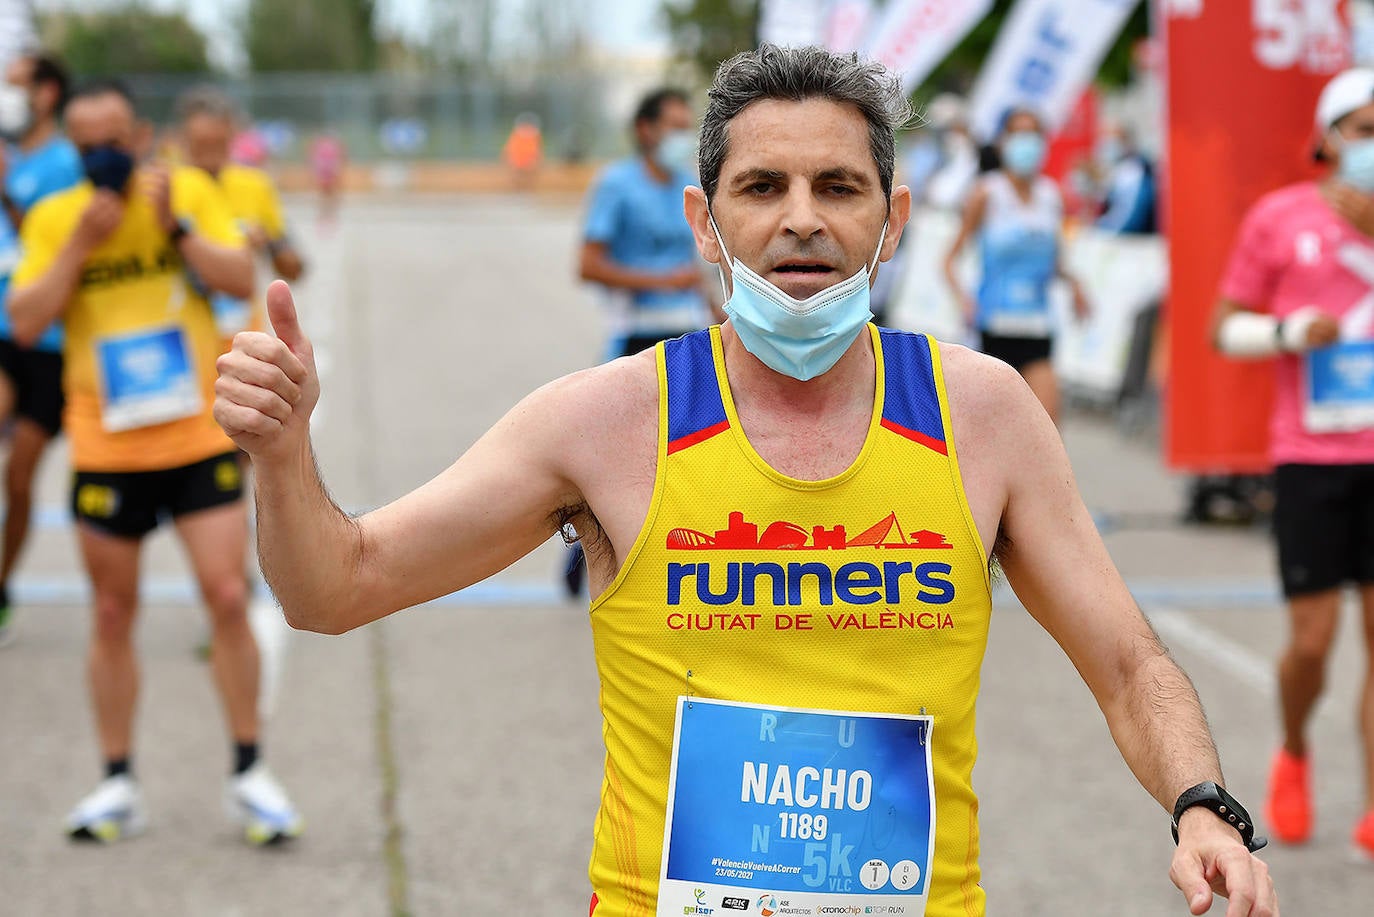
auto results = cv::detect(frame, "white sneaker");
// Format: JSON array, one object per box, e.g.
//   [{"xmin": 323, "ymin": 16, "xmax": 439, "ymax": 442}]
[
  {"xmin": 64, "ymin": 775, "xmax": 148, "ymax": 842},
  {"xmin": 225, "ymin": 762, "xmax": 303, "ymax": 845}
]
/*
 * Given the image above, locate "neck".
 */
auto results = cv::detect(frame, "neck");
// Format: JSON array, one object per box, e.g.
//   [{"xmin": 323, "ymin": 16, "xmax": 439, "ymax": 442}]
[
  {"xmin": 641, "ymin": 152, "xmax": 670, "ymax": 184},
  {"xmin": 719, "ymin": 320, "xmax": 874, "ymax": 414},
  {"xmin": 19, "ymin": 119, "xmax": 55, "ymax": 153},
  {"xmin": 1007, "ymin": 171, "xmax": 1035, "ymax": 192}
]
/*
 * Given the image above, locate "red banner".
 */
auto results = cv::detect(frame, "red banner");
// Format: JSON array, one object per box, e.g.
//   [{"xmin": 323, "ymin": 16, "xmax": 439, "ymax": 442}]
[{"xmin": 1163, "ymin": 0, "xmax": 1350, "ymax": 472}]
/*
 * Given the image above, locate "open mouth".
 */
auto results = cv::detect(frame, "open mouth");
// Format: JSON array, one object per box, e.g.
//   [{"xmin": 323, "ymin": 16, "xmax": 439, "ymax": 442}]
[{"xmin": 772, "ymin": 263, "xmax": 835, "ymax": 275}]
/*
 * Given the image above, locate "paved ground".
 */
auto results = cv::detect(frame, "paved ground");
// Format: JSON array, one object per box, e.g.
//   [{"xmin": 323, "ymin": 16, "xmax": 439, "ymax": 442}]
[{"xmin": 2, "ymin": 193, "xmax": 1372, "ymax": 915}]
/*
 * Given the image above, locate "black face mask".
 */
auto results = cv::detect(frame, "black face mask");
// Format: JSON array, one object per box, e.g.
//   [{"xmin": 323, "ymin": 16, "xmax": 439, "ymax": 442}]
[{"xmin": 81, "ymin": 144, "xmax": 134, "ymax": 193}]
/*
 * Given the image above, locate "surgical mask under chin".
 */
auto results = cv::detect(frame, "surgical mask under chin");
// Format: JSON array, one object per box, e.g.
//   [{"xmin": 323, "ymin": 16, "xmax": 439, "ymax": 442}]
[
  {"xmin": 654, "ymin": 130, "xmax": 697, "ymax": 175},
  {"xmin": 82, "ymin": 144, "xmax": 134, "ymax": 193},
  {"xmin": 1002, "ymin": 131, "xmax": 1046, "ymax": 176},
  {"xmin": 711, "ymin": 215, "xmax": 886, "ymax": 381},
  {"xmin": 0, "ymin": 85, "xmax": 31, "ymax": 140},
  {"xmin": 1334, "ymin": 131, "xmax": 1374, "ymax": 192}
]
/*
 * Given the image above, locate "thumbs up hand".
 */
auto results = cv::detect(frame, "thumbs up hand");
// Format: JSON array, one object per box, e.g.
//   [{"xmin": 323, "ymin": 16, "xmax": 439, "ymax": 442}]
[{"xmin": 214, "ymin": 280, "xmax": 319, "ymax": 461}]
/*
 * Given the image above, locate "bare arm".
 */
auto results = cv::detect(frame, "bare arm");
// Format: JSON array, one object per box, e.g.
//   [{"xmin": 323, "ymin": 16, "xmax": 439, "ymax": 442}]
[
  {"xmin": 180, "ymin": 231, "xmax": 255, "ymax": 299},
  {"xmin": 942, "ymin": 185, "xmax": 985, "ymax": 320},
  {"xmin": 976, "ymin": 358, "xmax": 1273, "ymax": 912},
  {"xmin": 268, "ymin": 241, "xmax": 305, "ymax": 282},
  {"xmin": 579, "ymin": 240, "xmax": 699, "ymax": 293},
  {"xmin": 217, "ymin": 281, "xmax": 590, "ymax": 634}
]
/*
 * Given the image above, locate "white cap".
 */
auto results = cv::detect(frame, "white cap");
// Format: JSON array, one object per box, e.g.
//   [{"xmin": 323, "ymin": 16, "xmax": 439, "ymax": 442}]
[
  {"xmin": 1317, "ymin": 68, "xmax": 1374, "ymax": 131},
  {"xmin": 925, "ymin": 93, "xmax": 966, "ymax": 131}
]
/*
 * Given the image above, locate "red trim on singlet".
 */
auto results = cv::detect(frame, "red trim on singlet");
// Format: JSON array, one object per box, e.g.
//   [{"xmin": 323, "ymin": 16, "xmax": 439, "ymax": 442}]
[
  {"xmin": 590, "ymin": 893, "xmax": 599, "ymax": 915},
  {"xmin": 667, "ymin": 419, "xmax": 730, "ymax": 455},
  {"xmin": 880, "ymin": 417, "xmax": 949, "ymax": 455}
]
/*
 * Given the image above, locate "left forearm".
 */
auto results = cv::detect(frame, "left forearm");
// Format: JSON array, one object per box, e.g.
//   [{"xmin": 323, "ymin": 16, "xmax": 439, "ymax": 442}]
[
  {"xmin": 1103, "ymin": 642, "xmax": 1224, "ymax": 812},
  {"xmin": 182, "ymin": 236, "xmax": 254, "ymax": 298}
]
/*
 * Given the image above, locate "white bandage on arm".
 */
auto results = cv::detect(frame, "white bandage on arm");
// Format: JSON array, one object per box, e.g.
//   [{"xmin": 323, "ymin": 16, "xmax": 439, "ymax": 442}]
[
  {"xmin": 1216, "ymin": 310, "xmax": 1281, "ymax": 357},
  {"xmin": 1217, "ymin": 306, "xmax": 1325, "ymax": 357}
]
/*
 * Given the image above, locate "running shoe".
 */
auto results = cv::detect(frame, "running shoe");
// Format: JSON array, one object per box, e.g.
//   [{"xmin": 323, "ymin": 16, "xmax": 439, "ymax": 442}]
[
  {"xmin": 1354, "ymin": 810, "xmax": 1374, "ymax": 861},
  {"xmin": 1265, "ymin": 748, "xmax": 1313, "ymax": 844},
  {"xmin": 225, "ymin": 763, "xmax": 303, "ymax": 845},
  {"xmin": 64, "ymin": 775, "xmax": 148, "ymax": 842}
]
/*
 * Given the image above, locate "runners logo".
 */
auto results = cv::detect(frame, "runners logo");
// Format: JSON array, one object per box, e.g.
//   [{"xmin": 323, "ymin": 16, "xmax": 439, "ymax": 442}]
[
  {"xmin": 667, "ymin": 511, "xmax": 952, "ymax": 552},
  {"xmin": 757, "ymin": 896, "xmax": 777, "ymax": 917}
]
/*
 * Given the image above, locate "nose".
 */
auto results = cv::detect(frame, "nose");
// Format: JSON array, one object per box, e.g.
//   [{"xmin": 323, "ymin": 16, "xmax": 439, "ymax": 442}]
[{"xmin": 779, "ymin": 183, "xmax": 824, "ymax": 242}]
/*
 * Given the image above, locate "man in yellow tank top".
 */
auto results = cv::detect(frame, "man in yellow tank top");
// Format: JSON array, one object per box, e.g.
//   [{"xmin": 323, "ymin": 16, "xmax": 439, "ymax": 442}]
[
  {"xmin": 215, "ymin": 47, "xmax": 1277, "ymax": 916},
  {"xmin": 7, "ymin": 80, "xmax": 302, "ymax": 846},
  {"xmin": 175, "ymin": 86, "xmax": 305, "ymax": 342}
]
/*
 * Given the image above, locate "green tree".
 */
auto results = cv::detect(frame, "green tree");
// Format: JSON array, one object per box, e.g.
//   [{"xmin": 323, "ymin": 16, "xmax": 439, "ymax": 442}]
[
  {"xmin": 244, "ymin": 0, "xmax": 378, "ymax": 72},
  {"xmin": 39, "ymin": 6, "xmax": 209, "ymax": 75},
  {"xmin": 661, "ymin": 0, "xmax": 758, "ymax": 85}
]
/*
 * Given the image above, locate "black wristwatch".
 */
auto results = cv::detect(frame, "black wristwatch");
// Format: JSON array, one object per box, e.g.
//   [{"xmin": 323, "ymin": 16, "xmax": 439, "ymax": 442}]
[
  {"xmin": 1171, "ymin": 781, "xmax": 1267, "ymax": 852},
  {"xmin": 168, "ymin": 217, "xmax": 192, "ymax": 246}
]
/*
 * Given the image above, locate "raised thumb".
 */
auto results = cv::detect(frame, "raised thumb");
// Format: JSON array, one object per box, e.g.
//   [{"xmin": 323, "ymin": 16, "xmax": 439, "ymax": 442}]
[{"xmin": 265, "ymin": 279, "xmax": 307, "ymax": 352}]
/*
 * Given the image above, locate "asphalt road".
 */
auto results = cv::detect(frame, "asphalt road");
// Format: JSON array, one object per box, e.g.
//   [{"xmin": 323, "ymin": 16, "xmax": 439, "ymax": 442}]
[{"xmin": 1, "ymin": 193, "xmax": 1370, "ymax": 916}]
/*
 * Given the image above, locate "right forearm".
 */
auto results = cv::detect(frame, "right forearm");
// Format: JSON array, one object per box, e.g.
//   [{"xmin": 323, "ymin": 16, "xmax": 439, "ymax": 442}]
[
  {"xmin": 580, "ymin": 254, "xmax": 676, "ymax": 292},
  {"xmin": 8, "ymin": 239, "xmax": 89, "ymax": 346},
  {"xmin": 254, "ymin": 443, "xmax": 369, "ymax": 634}
]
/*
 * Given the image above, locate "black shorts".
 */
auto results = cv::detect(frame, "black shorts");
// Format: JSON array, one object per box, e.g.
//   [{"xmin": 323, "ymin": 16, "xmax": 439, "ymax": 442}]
[
  {"xmin": 978, "ymin": 332, "xmax": 1053, "ymax": 372},
  {"xmin": 0, "ymin": 337, "xmax": 64, "ymax": 436},
  {"xmin": 1274, "ymin": 463, "xmax": 1374, "ymax": 597},
  {"xmin": 72, "ymin": 451, "xmax": 244, "ymax": 539}
]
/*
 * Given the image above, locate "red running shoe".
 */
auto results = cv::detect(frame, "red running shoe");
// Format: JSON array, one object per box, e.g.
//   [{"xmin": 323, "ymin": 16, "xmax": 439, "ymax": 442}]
[
  {"xmin": 1266, "ymin": 749, "xmax": 1313, "ymax": 844},
  {"xmin": 1353, "ymin": 811, "xmax": 1374, "ymax": 861}
]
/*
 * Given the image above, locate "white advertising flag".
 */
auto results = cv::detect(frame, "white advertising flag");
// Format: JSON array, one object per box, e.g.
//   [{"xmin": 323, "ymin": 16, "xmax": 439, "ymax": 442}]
[
  {"xmin": 863, "ymin": 0, "xmax": 996, "ymax": 92},
  {"xmin": 0, "ymin": 0, "xmax": 36, "ymax": 69},
  {"xmin": 825, "ymin": 0, "xmax": 877, "ymax": 53},
  {"xmin": 759, "ymin": 0, "xmax": 831, "ymax": 48},
  {"xmin": 967, "ymin": 0, "xmax": 1140, "ymax": 140}
]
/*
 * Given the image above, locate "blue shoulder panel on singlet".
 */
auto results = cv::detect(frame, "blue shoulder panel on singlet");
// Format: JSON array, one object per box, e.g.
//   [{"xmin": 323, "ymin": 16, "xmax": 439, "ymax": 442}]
[
  {"xmin": 663, "ymin": 330, "xmax": 729, "ymax": 454},
  {"xmin": 878, "ymin": 328, "xmax": 948, "ymax": 455}
]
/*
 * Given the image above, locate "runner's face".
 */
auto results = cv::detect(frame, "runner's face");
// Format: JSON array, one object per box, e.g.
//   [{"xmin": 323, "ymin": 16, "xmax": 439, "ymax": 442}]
[
  {"xmin": 704, "ymin": 98, "xmax": 892, "ymax": 301},
  {"xmin": 639, "ymin": 97, "xmax": 693, "ymax": 153},
  {"xmin": 1329, "ymin": 103, "xmax": 1374, "ymax": 162},
  {"xmin": 66, "ymin": 93, "xmax": 137, "ymax": 157},
  {"xmin": 182, "ymin": 112, "xmax": 232, "ymax": 175}
]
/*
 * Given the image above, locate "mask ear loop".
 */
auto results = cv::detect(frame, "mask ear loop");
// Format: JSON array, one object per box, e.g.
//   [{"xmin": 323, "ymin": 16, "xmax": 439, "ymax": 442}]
[
  {"xmin": 707, "ymin": 210, "xmax": 733, "ymax": 302},
  {"xmin": 867, "ymin": 221, "xmax": 890, "ymax": 278}
]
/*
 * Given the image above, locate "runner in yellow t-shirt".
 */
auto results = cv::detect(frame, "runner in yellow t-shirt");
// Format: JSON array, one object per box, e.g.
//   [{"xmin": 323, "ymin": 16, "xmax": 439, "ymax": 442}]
[
  {"xmin": 176, "ymin": 86, "xmax": 304, "ymax": 342},
  {"xmin": 6, "ymin": 79, "xmax": 302, "ymax": 845}
]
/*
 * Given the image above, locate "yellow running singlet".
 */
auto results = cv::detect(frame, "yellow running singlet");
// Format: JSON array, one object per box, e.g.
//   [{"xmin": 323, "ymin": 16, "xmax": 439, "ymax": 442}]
[{"xmin": 589, "ymin": 325, "xmax": 993, "ymax": 917}]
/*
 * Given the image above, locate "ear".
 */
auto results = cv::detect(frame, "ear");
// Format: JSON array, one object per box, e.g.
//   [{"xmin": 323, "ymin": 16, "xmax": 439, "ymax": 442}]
[
  {"xmin": 879, "ymin": 184, "xmax": 913, "ymax": 263},
  {"xmin": 684, "ymin": 185, "xmax": 724, "ymax": 265}
]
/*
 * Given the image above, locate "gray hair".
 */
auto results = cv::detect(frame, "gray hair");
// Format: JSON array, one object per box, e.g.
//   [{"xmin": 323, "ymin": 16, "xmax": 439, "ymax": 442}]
[
  {"xmin": 175, "ymin": 85, "xmax": 239, "ymax": 125},
  {"xmin": 699, "ymin": 44, "xmax": 914, "ymax": 203}
]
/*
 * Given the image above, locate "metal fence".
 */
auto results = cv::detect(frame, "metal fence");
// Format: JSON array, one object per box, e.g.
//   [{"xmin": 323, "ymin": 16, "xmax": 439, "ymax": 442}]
[{"xmin": 123, "ymin": 72, "xmax": 630, "ymax": 164}]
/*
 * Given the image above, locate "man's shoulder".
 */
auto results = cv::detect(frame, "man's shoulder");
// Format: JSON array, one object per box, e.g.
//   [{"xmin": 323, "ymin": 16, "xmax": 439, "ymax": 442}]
[
  {"xmin": 25, "ymin": 181, "xmax": 88, "ymax": 224},
  {"xmin": 221, "ymin": 163, "xmax": 274, "ymax": 193},
  {"xmin": 546, "ymin": 347, "xmax": 659, "ymax": 415},
  {"xmin": 594, "ymin": 158, "xmax": 645, "ymax": 190},
  {"xmin": 1249, "ymin": 182, "xmax": 1319, "ymax": 219},
  {"xmin": 936, "ymin": 340, "xmax": 1040, "ymax": 431}
]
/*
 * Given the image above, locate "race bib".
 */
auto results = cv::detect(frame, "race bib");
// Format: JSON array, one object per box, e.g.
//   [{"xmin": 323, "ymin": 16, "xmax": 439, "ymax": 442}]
[
  {"xmin": 983, "ymin": 280, "xmax": 1051, "ymax": 337},
  {"xmin": 211, "ymin": 292, "xmax": 253, "ymax": 338},
  {"xmin": 658, "ymin": 698, "xmax": 934, "ymax": 917},
  {"xmin": 96, "ymin": 325, "xmax": 202, "ymax": 432},
  {"xmin": 1303, "ymin": 340, "xmax": 1374, "ymax": 433}
]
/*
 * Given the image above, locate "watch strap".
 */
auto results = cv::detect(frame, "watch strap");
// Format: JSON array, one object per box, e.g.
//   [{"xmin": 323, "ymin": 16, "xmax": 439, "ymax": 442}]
[{"xmin": 1171, "ymin": 781, "xmax": 1267, "ymax": 853}]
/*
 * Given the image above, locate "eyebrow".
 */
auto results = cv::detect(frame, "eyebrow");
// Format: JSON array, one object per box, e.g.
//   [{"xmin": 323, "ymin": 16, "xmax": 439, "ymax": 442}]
[{"xmin": 727, "ymin": 166, "xmax": 874, "ymax": 189}]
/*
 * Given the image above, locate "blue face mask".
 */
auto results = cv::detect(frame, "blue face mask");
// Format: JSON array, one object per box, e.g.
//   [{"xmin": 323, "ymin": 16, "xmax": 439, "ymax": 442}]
[
  {"xmin": 1002, "ymin": 131, "xmax": 1046, "ymax": 177},
  {"xmin": 710, "ymin": 214, "xmax": 886, "ymax": 381},
  {"xmin": 1336, "ymin": 132, "xmax": 1374, "ymax": 192},
  {"xmin": 654, "ymin": 130, "xmax": 697, "ymax": 175},
  {"xmin": 82, "ymin": 144, "xmax": 134, "ymax": 193}
]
